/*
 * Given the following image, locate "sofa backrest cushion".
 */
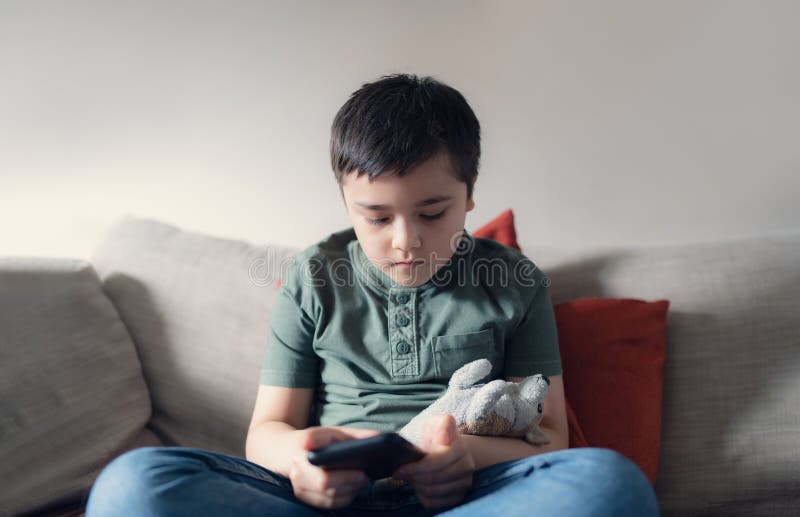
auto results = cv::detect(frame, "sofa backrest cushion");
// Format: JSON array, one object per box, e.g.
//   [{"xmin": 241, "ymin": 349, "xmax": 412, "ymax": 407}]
[
  {"xmin": 525, "ymin": 230, "xmax": 800, "ymax": 516},
  {"xmin": 91, "ymin": 216, "xmax": 299, "ymax": 457},
  {"xmin": 0, "ymin": 258, "xmax": 159, "ymax": 516}
]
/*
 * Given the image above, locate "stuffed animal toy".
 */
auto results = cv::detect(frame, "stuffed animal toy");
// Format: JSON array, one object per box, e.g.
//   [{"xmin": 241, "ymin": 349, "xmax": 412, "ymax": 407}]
[{"xmin": 398, "ymin": 358, "xmax": 551, "ymax": 447}]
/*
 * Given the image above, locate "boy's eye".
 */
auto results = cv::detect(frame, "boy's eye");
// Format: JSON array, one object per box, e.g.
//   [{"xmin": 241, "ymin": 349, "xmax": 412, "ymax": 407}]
[
  {"xmin": 366, "ymin": 211, "xmax": 446, "ymax": 226},
  {"xmin": 420, "ymin": 210, "xmax": 446, "ymax": 221}
]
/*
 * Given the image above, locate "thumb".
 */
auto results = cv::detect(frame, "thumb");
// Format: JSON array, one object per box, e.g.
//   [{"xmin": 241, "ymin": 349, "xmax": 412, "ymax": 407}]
[
  {"xmin": 302, "ymin": 427, "xmax": 380, "ymax": 451},
  {"xmin": 332, "ymin": 426, "xmax": 382, "ymax": 441},
  {"xmin": 302, "ymin": 427, "xmax": 348, "ymax": 451},
  {"xmin": 422, "ymin": 414, "xmax": 456, "ymax": 449}
]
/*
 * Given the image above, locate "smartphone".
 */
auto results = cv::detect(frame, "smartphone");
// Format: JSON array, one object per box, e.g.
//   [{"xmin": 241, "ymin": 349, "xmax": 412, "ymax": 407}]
[{"xmin": 307, "ymin": 432, "xmax": 425, "ymax": 480}]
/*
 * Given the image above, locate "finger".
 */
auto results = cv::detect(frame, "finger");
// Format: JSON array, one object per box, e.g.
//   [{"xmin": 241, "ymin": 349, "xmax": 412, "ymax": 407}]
[
  {"xmin": 396, "ymin": 443, "xmax": 475, "ymax": 486},
  {"xmin": 323, "ymin": 483, "xmax": 366, "ymax": 498},
  {"xmin": 324, "ymin": 469, "xmax": 370, "ymax": 489},
  {"xmin": 330, "ymin": 492, "xmax": 361, "ymax": 509},
  {"xmin": 294, "ymin": 486, "xmax": 332, "ymax": 509},
  {"xmin": 394, "ymin": 453, "xmax": 457, "ymax": 480},
  {"xmin": 405, "ymin": 453, "xmax": 473, "ymax": 486},
  {"xmin": 295, "ymin": 486, "xmax": 356, "ymax": 510},
  {"xmin": 293, "ymin": 454, "xmax": 365, "ymax": 488},
  {"xmin": 303, "ymin": 427, "xmax": 371, "ymax": 451},
  {"xmin": 394, "ymin": 443, "xmax": 462, "ymax": 479},
  {"xmin": 415, "ymin": 474, "xmax": 473, "ymax": 498},
  {"xmin": 330, "ymin": 426, "xmax": 381, "ymax": 440},
  {"xmin": 294, "ymin": 469, "xmax": 368, "ymax": 508},
  {"xmin": 323, "ymin": 482, "xmax": 364, "ymax": 499},
  {"xmin": 312, "ymin": 468, "xmax": 369, "ymax": 492},
  {"xmin": 422, "ymin": 414, "xmax": 456, "ymax": 449},
  {"xmin": 302, "ymin": 428, "xmax": 343, "ymax": 451}
]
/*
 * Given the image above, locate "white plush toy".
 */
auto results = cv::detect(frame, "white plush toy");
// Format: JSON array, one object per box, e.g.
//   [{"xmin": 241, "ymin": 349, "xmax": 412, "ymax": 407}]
[{"xmin": 398, "ymin": 358, "xmax": 552, "ymax": 447}]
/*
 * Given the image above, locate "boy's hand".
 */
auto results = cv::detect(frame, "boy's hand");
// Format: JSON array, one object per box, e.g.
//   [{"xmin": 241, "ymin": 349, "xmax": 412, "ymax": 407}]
[
  {"xmin": 288, "ymin": 426, "xmax": 379, "ymax": 509},
  {"xmin": 392, "ymin": 414, "xmax": 476, "ymax": 510}
]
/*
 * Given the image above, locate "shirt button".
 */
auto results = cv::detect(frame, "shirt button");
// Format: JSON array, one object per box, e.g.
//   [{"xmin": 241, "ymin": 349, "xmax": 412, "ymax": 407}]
[
  {"xmin": 396, "ymin": 293, "xmax": 410, "ymax": 304},
  {"xmin": 396, "ymin": 315, "xmax": 410, "ymax": 327},
  {"xmin": 395, "ymin": 341, "xmax": 411, "ymax": 354}
]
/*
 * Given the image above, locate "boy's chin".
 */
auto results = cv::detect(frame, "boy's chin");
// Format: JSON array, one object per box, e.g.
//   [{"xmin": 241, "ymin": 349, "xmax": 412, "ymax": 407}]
[{"xmin": 389, "ymin": 269, "xmax": 432, "ymax": 287}]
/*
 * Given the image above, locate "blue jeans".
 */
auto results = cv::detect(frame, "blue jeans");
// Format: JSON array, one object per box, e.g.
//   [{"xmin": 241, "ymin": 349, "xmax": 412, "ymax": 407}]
[{"xmin": 85, "ymin": 446, "xmax": 659, "ymax": 516}]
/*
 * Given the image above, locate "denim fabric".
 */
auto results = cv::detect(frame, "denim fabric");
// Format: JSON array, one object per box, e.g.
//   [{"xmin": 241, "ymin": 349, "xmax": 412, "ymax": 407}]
[{"xmin": 85, "ymin": 446, "xmax": 659, "ymax": 516}]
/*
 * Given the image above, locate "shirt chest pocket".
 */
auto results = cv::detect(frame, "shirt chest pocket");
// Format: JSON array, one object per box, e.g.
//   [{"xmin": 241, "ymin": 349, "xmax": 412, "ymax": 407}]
[{"xmin": 432, "ymin": 328, "xmax": 501, "ymax": 381}]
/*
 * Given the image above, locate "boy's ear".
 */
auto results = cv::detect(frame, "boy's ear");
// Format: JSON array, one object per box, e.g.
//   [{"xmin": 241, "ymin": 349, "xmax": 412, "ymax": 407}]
[{"xmin": 466, "ymin": 196, "xmax": 475, "ymax": 212}]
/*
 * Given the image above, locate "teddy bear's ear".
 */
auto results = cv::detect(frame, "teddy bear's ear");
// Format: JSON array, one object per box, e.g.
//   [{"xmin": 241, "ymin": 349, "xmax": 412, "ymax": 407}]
[
  {"xmin": 450, "ymin": 358, "xmax": 492, "ymax": 387},
  {"xmin": 519, "ymin": 374, "xmax": 549, "ymax": 400}
]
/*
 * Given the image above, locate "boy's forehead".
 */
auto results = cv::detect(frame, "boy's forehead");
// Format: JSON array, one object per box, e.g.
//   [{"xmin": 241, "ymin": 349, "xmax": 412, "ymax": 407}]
[
  {"xmin": 342, "ymin": 167, "xmax": 464, "ymax": 208},
  {"xmin": 342, "ymin": 150, "xmax": 455, "ymax": 184},
  {"xmin": 343, "ymin": 151, "xmax": 461, "ymax": 190},
  {"xmin": 354, "ymin": 194, "xmax": 455, "ymax": 211}
]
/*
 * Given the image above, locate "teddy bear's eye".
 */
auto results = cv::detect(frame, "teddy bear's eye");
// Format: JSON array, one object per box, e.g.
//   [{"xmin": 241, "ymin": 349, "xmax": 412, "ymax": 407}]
[
  {"xmin": 543, "ymin": 376, "xmax": 550, "ymax": 385},
  {"xmin": 538, "ymin": 403, "xmax": 543, "ymax": 413}
]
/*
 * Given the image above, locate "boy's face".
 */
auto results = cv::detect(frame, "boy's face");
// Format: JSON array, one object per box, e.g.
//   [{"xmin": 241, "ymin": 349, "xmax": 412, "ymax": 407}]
[{"xmin": 341, "ymin": 151, "xmax": 475, "ymax": 287}]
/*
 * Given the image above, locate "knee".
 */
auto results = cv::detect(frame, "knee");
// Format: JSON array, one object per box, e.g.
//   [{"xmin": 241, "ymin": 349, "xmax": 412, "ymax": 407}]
[
  {"xmin": 574, "ymin": 447, "xmax": 649, "ymax": 485},
  {"xmin": 574, "ymin": 448, "xmax": 659, "ymax": 515},
  {"xmin": 86, "ymin": 447, "xmax": 202, "ymax": 516},
  {"xmin": 96, "ymin": 446, "xmax": 193, "ymax": 491}
]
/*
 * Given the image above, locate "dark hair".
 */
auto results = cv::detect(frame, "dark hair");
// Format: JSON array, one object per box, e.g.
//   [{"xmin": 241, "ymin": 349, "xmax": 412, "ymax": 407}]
[{"xmin": 330, "ymin": 73, "xmax": 481, "ymax": 200}]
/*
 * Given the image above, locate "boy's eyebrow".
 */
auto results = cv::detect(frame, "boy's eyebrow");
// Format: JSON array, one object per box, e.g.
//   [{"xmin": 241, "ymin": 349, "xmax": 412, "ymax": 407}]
[{"xmin": 355, "ymin": 195, "xmax": 454, "ymax": 211}]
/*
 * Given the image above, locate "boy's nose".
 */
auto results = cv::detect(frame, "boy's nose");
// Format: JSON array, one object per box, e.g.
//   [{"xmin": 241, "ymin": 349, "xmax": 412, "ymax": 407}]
[{"xmin": 392, "ymin": 219, "xmax": 421, "ymax": 251}]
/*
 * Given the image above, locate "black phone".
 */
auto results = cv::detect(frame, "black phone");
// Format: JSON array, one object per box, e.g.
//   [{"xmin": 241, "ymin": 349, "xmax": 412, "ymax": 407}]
[{"xmin": 307, "ymin": 432, "xmax": 425, "ymax": 480}]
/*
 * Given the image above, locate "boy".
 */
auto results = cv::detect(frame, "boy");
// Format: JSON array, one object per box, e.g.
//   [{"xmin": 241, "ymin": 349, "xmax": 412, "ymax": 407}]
[
  {"xmin": 249, "ymin": 72, "xmax": 568, "ymax": 510},
  {"xmin": 85, "ymin": 74, "xmax": 659, "ymax": 517}
]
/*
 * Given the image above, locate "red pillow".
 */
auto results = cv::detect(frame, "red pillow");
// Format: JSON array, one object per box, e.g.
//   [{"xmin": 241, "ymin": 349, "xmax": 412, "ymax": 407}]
[
  {"xmin": 472, "ymin": 210, "xmax": 591, "ymax": 449},
  {"xmin": 473, "ymin": 209, "xmax": 668, "ymax": 486},
  {"xmin": 554, "ymin": 298, "xmax": 668, "ymax": 486},
  {"xmin": 470, "ymin": 208, "xmax": 521, "ymax": 250}
]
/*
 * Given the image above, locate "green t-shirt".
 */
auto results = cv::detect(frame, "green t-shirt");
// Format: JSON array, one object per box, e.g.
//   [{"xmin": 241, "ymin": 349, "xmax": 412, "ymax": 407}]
[{"xmin": 259, "ymin": 227, "xmax": 562, "ymax": 432}]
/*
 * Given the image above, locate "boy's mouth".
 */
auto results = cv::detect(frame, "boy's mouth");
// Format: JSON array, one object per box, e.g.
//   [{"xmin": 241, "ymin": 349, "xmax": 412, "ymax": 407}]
[{"xmin": 394, "ymin": 259, "xmax": 424, "ymax": 268}]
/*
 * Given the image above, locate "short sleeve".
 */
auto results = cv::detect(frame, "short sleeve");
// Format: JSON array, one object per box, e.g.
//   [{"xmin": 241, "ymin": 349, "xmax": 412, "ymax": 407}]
[
  {"xmin": 259, "ymin": 260, "xmax": 319, "ymax": 388},
  {"xmin": 503, "ymin": 279, "xmax": 563, "ymax": 378}
]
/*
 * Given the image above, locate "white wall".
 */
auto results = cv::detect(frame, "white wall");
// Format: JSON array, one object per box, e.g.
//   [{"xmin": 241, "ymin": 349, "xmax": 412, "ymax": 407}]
[{"xmin": 2, "ymin": 0, "xmax": 798, "ymax": 259}]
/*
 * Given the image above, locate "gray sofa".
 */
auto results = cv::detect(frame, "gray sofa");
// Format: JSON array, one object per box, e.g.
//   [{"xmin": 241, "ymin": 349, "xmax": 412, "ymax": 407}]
[{"xmin": 1, "ymin": 215, "xmax": 798, "ymax": 516}]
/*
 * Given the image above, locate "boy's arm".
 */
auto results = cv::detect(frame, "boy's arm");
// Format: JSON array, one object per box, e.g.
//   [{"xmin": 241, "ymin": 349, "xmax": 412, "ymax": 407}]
[
  {"xmin": 245, "ymin": 385, "xmax": 314, "ymax": 477},
  {"xmin": 246, "ymin": 421, "xmax": 308, "ymax": 477},
  {"xmin": 462, "ymin": 374, "xmax": 569, "ymax": 469}
]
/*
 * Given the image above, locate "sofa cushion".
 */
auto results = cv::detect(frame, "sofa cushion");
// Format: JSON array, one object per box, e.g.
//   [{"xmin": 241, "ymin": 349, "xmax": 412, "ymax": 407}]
[
  {"xmin": 554, "ymin": 297, "xmax": 669, "ymax": 486},
  {"xmin": 524, "ymin": 229, "xmax": 800, "ymax": 516},
  {"xmin": 91, "ymin": 216, "xmax": 300, "ymax": 457},
  {"xmin": 0, "ymin": 258, "xmax": 159, "ymax": 516},
  {"xmin": 473, "ymin": 209, "xmax": 668, "ymax": 485},
  {"xmin": 472, "ymin": 209, "xmax": 589, "ymax": 447},
  {"xmin": 472, "ymin": 210, "xmax": 591, "ymax": 449},
  {"xmin": 471, "ymin": 208, "xmax": 521, "ymax": 251}
]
